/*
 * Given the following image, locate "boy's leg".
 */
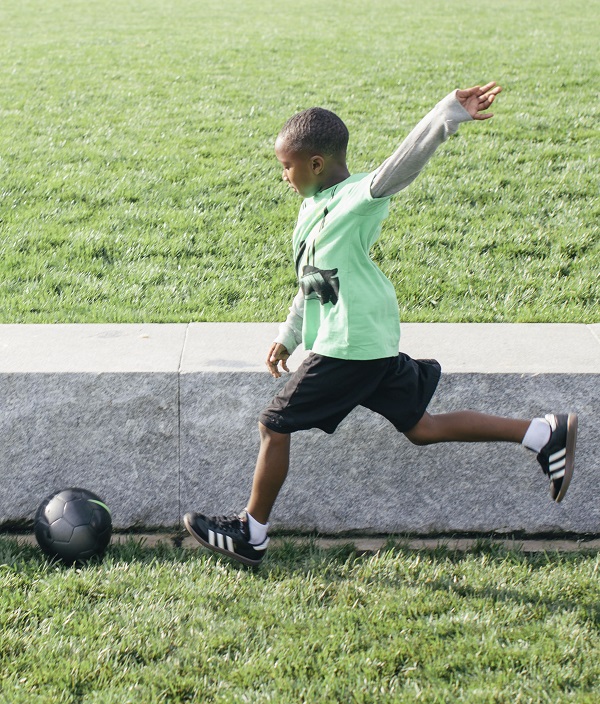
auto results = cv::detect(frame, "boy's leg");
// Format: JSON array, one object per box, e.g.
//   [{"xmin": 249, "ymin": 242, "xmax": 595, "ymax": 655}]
[
  {"xmin": 182, "ymin": 423, "xmax": 288, "ymax": 567},
  {"xmin": 246, "ymin": 423, "xmax": 291, "ymax": 525},
  {"xmin": 404, "ymin": 411, "xmax": 577, "ymax": 503},
  {"xmin": 403, "ymin": 411, "xmax": 530, "ymax": 445},
  {"xmin": 183, "ymin": 354, "xmax": 389, "ymax": 566}
]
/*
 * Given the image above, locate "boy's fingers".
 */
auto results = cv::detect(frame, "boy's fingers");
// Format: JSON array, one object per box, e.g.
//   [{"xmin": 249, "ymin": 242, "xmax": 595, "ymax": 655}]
[
  {"xmin": 478, "ymin": 94, "xmax": 495, "ymax": 110},
  {"xmin": 266, "ymin": 360, "xmax": 281, "ymax": 378},
  {"xmin": 473, "ymin": 87, "xmax": 501, "ymax": 119},
  {"xmin": 481, "ymin": 87, "xmax": 502, "ymax": 105},
  {"xmin": 479, "ymin": 81, "xmax": 497, "ymax": 94},
  {"xmin": 458, "ymin": 83, "xmax": 500, "ymax": 99},
  {"xmin": 266, "ymin": 346, "xmax": 279, "ymax": 377},
  {"xmin": 265, "ymin": 343, "xmax": 291, "ymax": 377}
]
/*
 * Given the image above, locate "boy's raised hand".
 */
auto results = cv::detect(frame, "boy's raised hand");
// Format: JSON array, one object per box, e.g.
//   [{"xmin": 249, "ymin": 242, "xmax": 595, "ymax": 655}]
[
  {"xmin": 457, "ymin": 81, "xmax": 502, "ymax": 120},
  {"xmin": 266, "ymin": 342, "xmax": 290, "ymax": 378}
]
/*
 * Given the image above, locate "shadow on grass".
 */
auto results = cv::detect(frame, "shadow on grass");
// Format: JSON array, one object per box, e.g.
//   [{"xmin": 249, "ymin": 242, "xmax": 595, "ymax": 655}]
[
  {"xmin": 381, "ymin": 537, "xmax": 600, "ymax": 628},
  {"xmin": 0, "ymin": 534, "xmax": 370, "ymax": 574},
  {"xmin": 2, "ymin": 533, "xmax": 599, "ymax": 628}
]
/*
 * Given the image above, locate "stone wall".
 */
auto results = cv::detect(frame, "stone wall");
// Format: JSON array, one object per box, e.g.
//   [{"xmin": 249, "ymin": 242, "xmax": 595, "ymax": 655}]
[{"xmin": 1, "ymin": 323, "xmax": 598, "ymax": 535}]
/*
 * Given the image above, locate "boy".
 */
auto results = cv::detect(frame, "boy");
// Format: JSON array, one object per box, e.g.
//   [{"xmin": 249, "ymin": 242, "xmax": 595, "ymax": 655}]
[{"xmin": 184, "ymin": 82, "xmax": 577, "ymax": 567}]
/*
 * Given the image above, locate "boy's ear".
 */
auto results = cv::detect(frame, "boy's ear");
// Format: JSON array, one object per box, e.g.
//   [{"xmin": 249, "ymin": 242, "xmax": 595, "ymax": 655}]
[{"xmin": 310, "ymin": 155, "xmax": 325, "ymax": 175}]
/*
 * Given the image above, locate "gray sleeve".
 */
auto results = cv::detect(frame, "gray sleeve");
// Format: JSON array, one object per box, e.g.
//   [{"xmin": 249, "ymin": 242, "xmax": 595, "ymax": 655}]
[
  {"xmin": 273, "ymin": 287, "xmax": 304, "ymax": 354},
  {"xmin": 370, "ymin": 90, "xmax": 473, "ymax": 199}
]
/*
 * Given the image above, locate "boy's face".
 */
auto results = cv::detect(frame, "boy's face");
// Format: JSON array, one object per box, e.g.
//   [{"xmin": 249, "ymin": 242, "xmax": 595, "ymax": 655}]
[{"xmin": 275, "ymin": 137, "xmax": 324, "ymax": 198}]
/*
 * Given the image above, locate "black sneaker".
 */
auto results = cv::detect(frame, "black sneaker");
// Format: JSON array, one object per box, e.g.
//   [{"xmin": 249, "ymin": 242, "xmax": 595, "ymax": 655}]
[
  {"xmin": 183, "ymin": 510, "xmax": 269, "ymax": 567},
  {"xmin": 537, "ymin": 413, "xmax": 577, "ymax": 502}
]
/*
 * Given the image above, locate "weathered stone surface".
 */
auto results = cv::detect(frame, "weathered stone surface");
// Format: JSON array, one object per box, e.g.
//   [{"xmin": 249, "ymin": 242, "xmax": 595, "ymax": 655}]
[
  {"xmin": 0, "ymin": 325, "xmax": 185, "ymax": 528},
  {"xmin": 0, "ymin": 373, "xmax": 179, "ymax": 528},
  {"xmin": 1, "ymin": 323, "xmax": 598, "ymax": 533}
]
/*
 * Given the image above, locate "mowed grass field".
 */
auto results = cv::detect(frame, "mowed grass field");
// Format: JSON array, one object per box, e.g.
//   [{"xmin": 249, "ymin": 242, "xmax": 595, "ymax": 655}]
[
  {"xmin": 0, "ymin": 0, "xmax": 598, "ymax": 323},
  {"xmin": 1, "ymin": 537, "xmax": 600, "ymax": 703},
  {"xmin": 1, "ymin": 3, "xmax": 599, "ymax": 700}
]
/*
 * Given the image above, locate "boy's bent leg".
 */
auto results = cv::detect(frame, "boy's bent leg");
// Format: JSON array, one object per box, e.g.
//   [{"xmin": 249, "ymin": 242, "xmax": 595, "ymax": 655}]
[
  {"xmin": 246, "ymin": 422, "xmax": 291, "ymax": 525},
  {"xmin": 404, "ymin": 411, "xmax": 530, "ymax": 446},
  {"xmin": 183, "ymin": 422, "xmax": 289, "ymax": 567},
  {"xmin": 404, "ymin": 411, "xmax": 577, "ymax": 503}
]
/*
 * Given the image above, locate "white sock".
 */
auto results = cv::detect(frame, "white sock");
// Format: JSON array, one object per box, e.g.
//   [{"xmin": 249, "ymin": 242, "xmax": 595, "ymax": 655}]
[
  {"xmin": 245, "ymin": 510, "xmax": 269, "ymax": 545},
  {"xmin": 522, "ymin": 417, "xmax": 552, "ymax": 453}
]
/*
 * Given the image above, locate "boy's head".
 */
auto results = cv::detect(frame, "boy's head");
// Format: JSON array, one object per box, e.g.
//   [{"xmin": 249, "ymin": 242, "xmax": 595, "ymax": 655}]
[
  {"xmin": 275, "ymin": 107, "xmax": 350, "ymax": 198},
  {"xmin": 278, "ymin": 107, "xmax": 349, "ymax": 158}
]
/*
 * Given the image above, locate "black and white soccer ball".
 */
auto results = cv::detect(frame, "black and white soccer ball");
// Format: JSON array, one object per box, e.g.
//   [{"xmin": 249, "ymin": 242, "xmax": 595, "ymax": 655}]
[{"xmin": 34, "ymin": 488, "xmax": 112, "ymax": 565}]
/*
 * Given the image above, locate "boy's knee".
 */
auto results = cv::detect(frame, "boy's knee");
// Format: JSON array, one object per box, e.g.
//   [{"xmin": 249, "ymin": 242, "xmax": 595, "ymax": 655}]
[
  {"xmin": 405, "ymin": 431, "xmax": 431, "ymax": 447},
  {"xmin": 403, "ymin": 416, "xmax": 433, "ymax": 446},
  {"xmin": 259, "ymin": 422, "xmax": 290, "ymax": 443}
]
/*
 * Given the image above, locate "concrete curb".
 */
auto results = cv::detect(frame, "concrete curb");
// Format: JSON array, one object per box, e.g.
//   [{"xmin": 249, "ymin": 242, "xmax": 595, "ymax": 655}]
[
  {"xmin": 1, "ymin": 323, "xmax": 598, "ymax": 534},
  {"xmin": 8, "ymin": 533, "xmax": 600, "ymax": 555}
]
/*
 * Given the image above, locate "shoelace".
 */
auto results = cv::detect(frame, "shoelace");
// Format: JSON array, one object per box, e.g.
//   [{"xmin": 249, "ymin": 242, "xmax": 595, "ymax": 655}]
[{"xmin": 211, "ymin": 514, "xmax": 243, "ymax": 532}]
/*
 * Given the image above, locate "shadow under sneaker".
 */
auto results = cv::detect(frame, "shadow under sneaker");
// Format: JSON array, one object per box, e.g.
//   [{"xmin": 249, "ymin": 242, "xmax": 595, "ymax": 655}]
[
  {"xmin": 183, "ymin": 510, "xmax": 269, "ymax": 567},
  {"xmin": 537, "ymin": 413, "xmax": 577, "ymax": 503}
]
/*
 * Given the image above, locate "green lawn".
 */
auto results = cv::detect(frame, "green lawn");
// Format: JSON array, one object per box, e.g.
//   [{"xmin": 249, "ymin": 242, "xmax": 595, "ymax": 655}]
[
  {"xmin": 0, "ymin": 0, "xmax": 598, "ymax": 323},
  {"xmin": 1, "ymin": 5, "xmax": 598, "ymax": 700},
  {"xmin": 1, "ymin": 537, "xmax": 599, "ymax": 703}
]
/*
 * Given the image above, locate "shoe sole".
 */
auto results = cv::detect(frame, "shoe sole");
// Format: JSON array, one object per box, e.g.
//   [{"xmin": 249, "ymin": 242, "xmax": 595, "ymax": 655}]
[
  {"xmin": 555, "ymin": 412, "xmax": 577, "ymax": 503},
  {"xmin": 183, "ymin": 513, "xmax": 264, "ymax": 567}
]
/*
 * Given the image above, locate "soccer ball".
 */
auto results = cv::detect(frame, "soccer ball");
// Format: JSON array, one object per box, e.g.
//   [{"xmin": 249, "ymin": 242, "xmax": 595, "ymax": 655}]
[{"xmin": 34, "ymin": 488, "xmax": 112, "ymax": 565}]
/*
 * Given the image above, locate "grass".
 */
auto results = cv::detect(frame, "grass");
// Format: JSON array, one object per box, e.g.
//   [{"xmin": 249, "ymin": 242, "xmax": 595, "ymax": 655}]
[
  {"xmin": 1, "ymin": 536, "xmax": 599, "ymax": 702},
  {"xmin": 0, "ymin": 0, "xmax": 598, "ymax": 324},
  {"xmin": 1, "ymin": 5, "xmax": 597, "ymax": 699}
]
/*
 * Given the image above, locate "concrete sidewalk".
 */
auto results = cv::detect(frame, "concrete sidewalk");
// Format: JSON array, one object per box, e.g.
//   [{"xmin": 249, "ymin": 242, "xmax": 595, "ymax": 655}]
[{"xmin": 0, "ymin": 323, "xmax": 598, "ymax": 534}]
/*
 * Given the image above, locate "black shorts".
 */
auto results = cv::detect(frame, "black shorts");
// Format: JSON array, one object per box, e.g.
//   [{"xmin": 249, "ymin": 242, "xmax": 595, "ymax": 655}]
[{"xmin": 259, "ymin": 353, "xmax": 441, "ymax": 435}]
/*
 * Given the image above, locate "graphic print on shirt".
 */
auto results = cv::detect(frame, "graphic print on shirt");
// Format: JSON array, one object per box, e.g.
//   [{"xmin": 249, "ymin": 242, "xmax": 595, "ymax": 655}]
[
  {"xmin": 295, "ymin": 197, "xmax": 339, "ymax": 307},
  {"xmin": 300, "ymin": 264, "xmax": 339, "ymax": 305}
]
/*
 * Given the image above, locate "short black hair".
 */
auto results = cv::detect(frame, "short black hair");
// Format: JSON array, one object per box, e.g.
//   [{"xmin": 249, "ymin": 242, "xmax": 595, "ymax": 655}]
[{"xmin": 278, "ymin": 107, "xmax": 349, "ymax": 158}]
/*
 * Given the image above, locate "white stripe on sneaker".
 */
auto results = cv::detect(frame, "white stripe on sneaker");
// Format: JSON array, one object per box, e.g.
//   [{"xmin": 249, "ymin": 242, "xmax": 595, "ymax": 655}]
[
  {"xmin": 549, "ymin": 448, "xmax": 566, "ymax": 463},
  {"xmin": 226, "ymin": 536, "xmax": 234, "ymax": 553},
  {"xmin": 217, "ymin": 533, "xmax": 225, "ymax": 550},
  {"xmin": 549, "ymin": 447, "xmax": 566, "ymax": 477}
]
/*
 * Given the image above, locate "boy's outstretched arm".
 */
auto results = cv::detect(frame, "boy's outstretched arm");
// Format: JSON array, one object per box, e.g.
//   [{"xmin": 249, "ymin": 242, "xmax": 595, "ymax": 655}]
[{"xmin": 370, "ymin": 81, "xmax": 502, "ymax": 198}]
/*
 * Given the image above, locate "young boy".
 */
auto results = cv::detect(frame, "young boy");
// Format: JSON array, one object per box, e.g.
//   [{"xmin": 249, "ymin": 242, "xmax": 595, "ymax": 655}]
[{"xmin": 184, "ymin": 82, "xmax": 577, "ymax": 567}]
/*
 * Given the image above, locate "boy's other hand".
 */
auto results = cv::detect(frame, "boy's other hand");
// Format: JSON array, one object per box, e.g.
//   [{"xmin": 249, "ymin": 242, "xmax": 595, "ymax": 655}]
[
  {"xmin": 266, "ymin": 343, "xmax": 290, "ymax": 378},
  {"xmin": 457, "ymin": 82, "xmax": 502, "ymax": 120}
]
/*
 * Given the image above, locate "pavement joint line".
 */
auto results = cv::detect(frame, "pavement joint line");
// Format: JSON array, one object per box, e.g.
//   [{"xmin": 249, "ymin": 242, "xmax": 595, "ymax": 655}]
[{"xmin": 7, "ymin": 534, "xmax": 600, "ymax": 553}]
